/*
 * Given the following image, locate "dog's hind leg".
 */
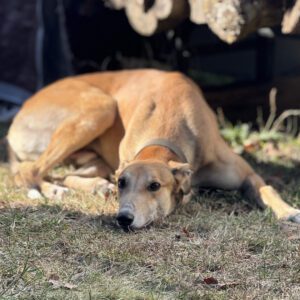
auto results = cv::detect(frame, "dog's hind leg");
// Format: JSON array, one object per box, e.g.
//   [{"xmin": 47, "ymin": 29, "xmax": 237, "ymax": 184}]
[
  {"xmin": 63, "ymin": 175, "xmax": 115, "ymax": 197},
  {"xmin": 67, "ymin": 157, "xmax": 113, "ymax": 179},
  {"xmin": 8, "ymin": 145, "xmax": 70, "ymax": 200},
  {"xmin": 13, "ymin": 84, "xmax": 117, "ymax": 198},
  {"xmin": 60, "ymin": 154, "xmax": 115, "ymax": 197},
  {"xmin": 194, "ymin": 141, "xmax": 300, "ymax": 223},
  {"xmin": 7, "ymin": 143, "xmax": 20, "ymax": 175},
  {"xmin": 68, "ymin": 150, "xmax": 98, "ymax": 167}
]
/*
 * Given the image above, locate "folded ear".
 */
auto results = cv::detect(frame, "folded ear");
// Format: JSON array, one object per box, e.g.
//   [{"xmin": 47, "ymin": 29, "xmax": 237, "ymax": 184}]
[
  {"xmin": 115, "ymin": 160, "xmax": 129, "ymax": 179},
  {"xmin": 168, "ymin": 161, "xmax": 193, "ymax": 195}
]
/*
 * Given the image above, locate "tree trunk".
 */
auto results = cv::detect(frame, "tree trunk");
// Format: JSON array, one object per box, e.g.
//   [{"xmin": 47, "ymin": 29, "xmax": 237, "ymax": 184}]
[
  {"xmin": 202, "ymin": 0, "xmax": 284, "ymax": 43},
  {"xmin": 188, "ymin": 0, "xmax": 206, "ymax": 24},
  {"xmin": 124, "ymin": 0, "xmax": 188, "ymax": 36},
  {"xmin": 105, "ymin": 0, "xmax": 126, "ymax": 10},
  {"xmin": 105, "ymin": 0, "xmax": 291, "ymax": 43}
]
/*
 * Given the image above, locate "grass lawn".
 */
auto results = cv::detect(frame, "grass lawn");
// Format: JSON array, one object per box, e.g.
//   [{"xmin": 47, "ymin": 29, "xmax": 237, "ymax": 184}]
[{"xmin": 1, "ymin": 124, "xmax": 300, "ymax": 299}]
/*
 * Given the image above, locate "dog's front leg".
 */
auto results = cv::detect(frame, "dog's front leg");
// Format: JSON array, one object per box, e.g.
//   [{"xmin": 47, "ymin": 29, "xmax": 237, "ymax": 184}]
[
  {"xmin": 242, "ymin": 173, "xmax": 300, "ymax": 222},
  {"xmin": 195, "ymin": 144, "xmax": 300, "ymax": 223},
  {"xmin": 231, "ymin": 154, "xmax": 300, "ymax": 222}
]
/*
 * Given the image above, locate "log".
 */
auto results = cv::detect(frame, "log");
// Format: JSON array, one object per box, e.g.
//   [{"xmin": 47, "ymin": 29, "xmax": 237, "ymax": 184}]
[
  {"xmin": 152, "ymin": 0, "xmax": 173, "ymax": 19},
  {"xmin": 282, "ymin": 0, "xmax": 300, "ymax": 34},
  {"xmin": 104, "ymin": 0, "xmax": 126, "ymax": 10},
  {"xmin": 202, "ymin": 0, "xmax": 284, "ymax": 44},
  {"xmin": 124, "ymin": 0, "xmax": 188, "ymax": 36},
  {"xmin": 188, "ymin": 0, "xmax": 206, "ymax": 24},
  {"xmin": 105, "ymin": 0, "xmax": 292, "ymax": 43},
  {"xmin": 125, "ymin": 0, "xmax": 157, "ymax": 36}
]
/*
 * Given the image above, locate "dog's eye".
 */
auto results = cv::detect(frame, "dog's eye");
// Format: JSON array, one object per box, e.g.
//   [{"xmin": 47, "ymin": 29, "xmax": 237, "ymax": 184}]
[
  {"xmin": 147, "ymin": 182, "xmax": 161, "ymax": 192},
  {"xmin": 118, "ymin": 177, "xmax": 127, "ymax": 190}
]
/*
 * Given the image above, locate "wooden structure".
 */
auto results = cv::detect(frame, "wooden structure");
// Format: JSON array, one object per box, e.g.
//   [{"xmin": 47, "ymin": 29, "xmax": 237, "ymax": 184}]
[{"xmin": 105, "ymin": 0, "xmax": 300, "ymax": 43}]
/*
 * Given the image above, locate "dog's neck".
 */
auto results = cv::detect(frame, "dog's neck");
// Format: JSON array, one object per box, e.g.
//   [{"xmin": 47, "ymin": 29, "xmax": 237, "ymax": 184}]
[{"xmin": 134, "ymin": 145, "xmax": 181, "ymax": 163}]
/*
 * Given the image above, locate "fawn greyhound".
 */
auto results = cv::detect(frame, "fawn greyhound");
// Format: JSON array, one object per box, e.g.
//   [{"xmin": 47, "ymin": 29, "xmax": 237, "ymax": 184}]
[{"xmin": 7, "ymin": 69, "xmax": 300, "ymax": 229}]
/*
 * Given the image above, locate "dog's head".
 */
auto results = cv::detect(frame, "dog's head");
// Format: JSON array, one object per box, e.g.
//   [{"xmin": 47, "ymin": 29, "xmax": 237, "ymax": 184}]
[{"xmin": 115, "ymin": 160, "xmax": 193, "ymax": 230}]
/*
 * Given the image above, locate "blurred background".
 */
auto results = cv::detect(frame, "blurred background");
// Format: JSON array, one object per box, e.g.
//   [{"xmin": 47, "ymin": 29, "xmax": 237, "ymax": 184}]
[{"xmin": 1, "ymin": 0, "xmax": 300, "ymax": 125}]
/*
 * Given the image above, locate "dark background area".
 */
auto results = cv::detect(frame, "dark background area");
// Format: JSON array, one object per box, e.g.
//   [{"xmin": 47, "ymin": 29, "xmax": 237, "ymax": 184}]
[{"xmin": 1, "ymin": 0, "xmax": 300, "ymax": 123}]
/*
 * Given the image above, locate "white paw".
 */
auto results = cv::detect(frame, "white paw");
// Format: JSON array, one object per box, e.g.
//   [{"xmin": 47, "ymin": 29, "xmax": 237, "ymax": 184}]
[
  {"xmin": 43, "ymin": 184, "xmax": 69, "ymax": 200},
  {"xmin": 27, "ymin": 189, "xmax": 43, "ymax": 200},
  {"xmin": 93, "ymin": 181, "xmax": 116, "ymax": 199},
  {"xmin": 287, "ymin": 210, "xmax": 300, "ymax": 224}
]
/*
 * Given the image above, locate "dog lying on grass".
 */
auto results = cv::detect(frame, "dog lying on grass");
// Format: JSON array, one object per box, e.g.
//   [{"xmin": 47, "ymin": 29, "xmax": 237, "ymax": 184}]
[{"xmin": 7, "ymin": 69, "xmax": 300, "ymax": 229}]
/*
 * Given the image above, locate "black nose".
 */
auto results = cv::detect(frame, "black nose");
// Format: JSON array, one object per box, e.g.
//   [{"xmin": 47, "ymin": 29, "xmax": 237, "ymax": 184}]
[{"xmin": 116, "ymin": 211, "xmax": 134, "ymax": 228}]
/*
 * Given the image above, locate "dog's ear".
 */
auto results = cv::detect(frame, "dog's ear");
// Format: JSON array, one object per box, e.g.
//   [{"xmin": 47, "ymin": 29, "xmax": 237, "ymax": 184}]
[
  {"xmin": 168, "ymin": 161, "xmax": 193, "ymax": 196},
  {"xmin": 115, "ymin": 160, "xmax": 129, "ymax": 179}
]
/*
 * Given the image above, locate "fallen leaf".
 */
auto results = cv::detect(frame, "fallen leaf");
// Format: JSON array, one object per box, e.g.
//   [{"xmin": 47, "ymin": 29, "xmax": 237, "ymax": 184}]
[
  {"xmin": 243, "ymin": 140, "xmax": 259, "ymax": 153},
  {"xmin": 181, "ymin": 227, "xmax": 194, "ymax": 238},
  {"xmin": 203, "ymin": 277, "xmax": 218, "ymax": 285}
]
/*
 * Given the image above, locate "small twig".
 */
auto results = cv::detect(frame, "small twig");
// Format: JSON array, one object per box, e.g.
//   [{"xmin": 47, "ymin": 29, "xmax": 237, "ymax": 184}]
[
  {"xmin": 286, "ymin": 115, "xmax": 293, "ymax": 133},
  {"xmin": 256, "ymin": 106, "xmax": 264, "ymax": 131},
  {"xmin": 264, "ymin": 88, "xmax": 277, "ymax": 131},
  {"xmin": 271, "ymin": 109, "xmax": 300, "ymax": 132},
  {"xmin": 217, "ymin": 107, "xmax": 226, "ymax": 128},
  {"xmin": 292, "ymin": 116, "xmax": 298, "ymax": 136}
]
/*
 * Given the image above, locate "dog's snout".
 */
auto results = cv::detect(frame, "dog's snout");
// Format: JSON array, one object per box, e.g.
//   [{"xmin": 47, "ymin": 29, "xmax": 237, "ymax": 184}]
[{"xmin": 116, "ymin": 211, "xmax": 134, "ymax": 228}]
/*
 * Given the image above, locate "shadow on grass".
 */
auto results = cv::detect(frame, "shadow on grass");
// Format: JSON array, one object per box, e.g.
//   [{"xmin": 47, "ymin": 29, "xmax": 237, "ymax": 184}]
[
  {"xmin": 244, "ymin": 153, "xmax": 300, "ymax": 185},
  {"xmin": 0, "ymin": 203, "xmax": 124, "ymax": 240}
]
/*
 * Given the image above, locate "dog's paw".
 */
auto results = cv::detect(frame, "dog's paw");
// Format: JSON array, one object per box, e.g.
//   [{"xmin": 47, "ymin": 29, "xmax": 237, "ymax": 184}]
[
  {"xmin": 93, "ymin": 180, "xmax": 116, "ymax": 200},
  {"xmin": 27, "ymin": 189, "xmax": 43, "ymax": 200},
  {"xmin": 42, "ymin": 183, "xmax": 69, "ymax": 200},
  {"xmin": 287, "ymin": 211, "xmax": 300, "ymax": 224}
]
